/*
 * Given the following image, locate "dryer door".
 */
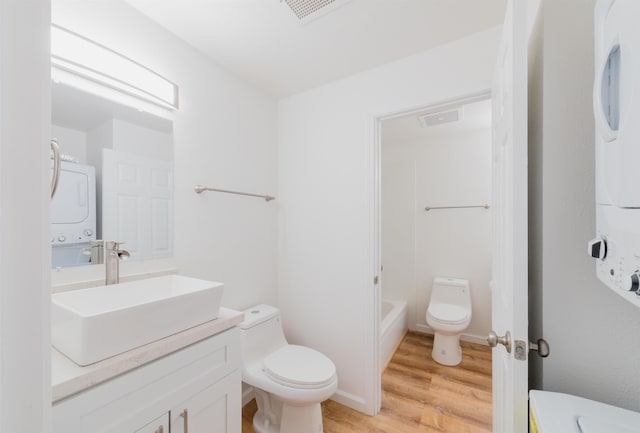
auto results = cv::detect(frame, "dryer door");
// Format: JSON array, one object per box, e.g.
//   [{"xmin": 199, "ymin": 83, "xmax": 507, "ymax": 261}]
[
  {"xmin": 51, "ymin": 167, "xmax": 90, "ymax": 225},
  {"xmin": 595, "ymin": 0, "xmax": 640, "ymax": 207}
]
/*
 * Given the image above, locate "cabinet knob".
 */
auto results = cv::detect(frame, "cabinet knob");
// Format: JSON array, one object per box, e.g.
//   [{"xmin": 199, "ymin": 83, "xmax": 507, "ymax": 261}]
[{"xmin": 154, "ymin": 426, "xmax": 163, "ymax": 433}]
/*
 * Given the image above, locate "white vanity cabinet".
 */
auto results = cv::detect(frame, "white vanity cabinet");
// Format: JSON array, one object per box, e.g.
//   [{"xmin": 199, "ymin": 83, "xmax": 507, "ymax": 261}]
[
  {"xmin": 133, "ymin": 413, "xmax": 169, "ymax": 433},
  {"xmin": 53, "ymin": 327, "xmax": 241, "ymax": 433},
  {"xmin": 169, "ymin": 371, "xmax": 240, "ymax": 433}
]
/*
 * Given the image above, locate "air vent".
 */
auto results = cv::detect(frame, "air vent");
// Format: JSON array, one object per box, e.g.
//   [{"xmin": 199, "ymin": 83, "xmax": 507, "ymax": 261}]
[
  {"xmin": 283, "ymin": 0, "xmax": 352, "ymax": 22},
  {"xmin": 418, "ymin": 108, "xmax": 463, "ymax": 127}
]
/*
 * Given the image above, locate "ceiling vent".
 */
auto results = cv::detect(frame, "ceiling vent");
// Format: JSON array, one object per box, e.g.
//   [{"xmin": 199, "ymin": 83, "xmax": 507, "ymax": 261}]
[
  {"xmin": 418, "ymin": 107, "xmax": 464, "ymax": 128},
  {"xmin": 283, "ymin": 0, "xmax": 352, "ymax": 23}
]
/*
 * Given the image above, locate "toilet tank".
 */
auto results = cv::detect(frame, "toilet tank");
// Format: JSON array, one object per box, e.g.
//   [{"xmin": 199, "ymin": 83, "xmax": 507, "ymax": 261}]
[
  {"xmin": 431, "ymin": 277, "xmax": 471, "ymax": 307},
  {"xmin": 238, "ymin": 304, "xmax": 288, "ymax": 363}
]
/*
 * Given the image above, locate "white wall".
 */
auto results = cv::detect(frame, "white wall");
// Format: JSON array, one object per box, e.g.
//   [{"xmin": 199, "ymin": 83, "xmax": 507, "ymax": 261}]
[
  {"xmin": 111, "ymin": 119, "xmax": 172, "ymax": 161},
  {"xmin": 0, "ymin": 0, "xmax": 51, "ymax": 431},
  {"xmin": 278, "ymin": 27, "xmax": 500, "ymax": 414},
  {"xmin": 380, "ymin": 149, "xmax": 415, "ymax": 304},
  {"xmin": 52, "ymin": 125, "xmax": 86, "ymax": 163},
  {"xmin": 51, "ymin": 1, "xmax": 278, "ymax": 309},
  {"xmin": 382, "ymin": 128, "xmax": 492, "ymax": 340},
  {"xmin": 52, "ymin": 120, "xmax": 171, "ymax": 167},
  {"xmin": 529, "ymin": 0, "xmax": 640, "ymax": 411}
]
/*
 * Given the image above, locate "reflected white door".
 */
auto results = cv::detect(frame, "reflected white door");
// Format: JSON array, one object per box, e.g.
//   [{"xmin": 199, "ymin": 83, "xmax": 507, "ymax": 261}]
[
  {"xmin": 102, "ymin": 148, "xmax": 173, "ymax": 261},
  {"xmin": 491, "ymin": 0, "xmax": 529, "ymax": 432}
]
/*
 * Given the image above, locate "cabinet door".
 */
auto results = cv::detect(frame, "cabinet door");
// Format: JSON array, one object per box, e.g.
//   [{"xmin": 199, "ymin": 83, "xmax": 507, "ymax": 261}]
[
  {"xmin": 170, "ymin": 371, "xmax": 241, "ymax": 433},
  {"xmin": 134, "ymin": 413, "xmax": 169, "ymax": 433}
]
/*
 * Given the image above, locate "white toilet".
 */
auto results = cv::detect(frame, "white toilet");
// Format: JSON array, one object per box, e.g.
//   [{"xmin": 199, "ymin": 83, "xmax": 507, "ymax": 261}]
[
  {"xmin": 238, "ymin": 304, "xmax": 338, "ymax": 433},
  {"xmin": 426, "ymin": 277, "xmax": 472, "ymax": 366}
]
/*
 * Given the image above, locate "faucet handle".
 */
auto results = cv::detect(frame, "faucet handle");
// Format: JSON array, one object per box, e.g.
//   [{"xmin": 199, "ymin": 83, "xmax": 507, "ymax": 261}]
[
  {"xmin": 104, "ymin": 241, "xmax": 130, "ymax": 260},
  {"xmin": 105, "ymin": 240, "xmax": 125, "ymax": 250},
  {"xmin": 117, "ymin": 249, "xmax": 131, "ymax": 260}
]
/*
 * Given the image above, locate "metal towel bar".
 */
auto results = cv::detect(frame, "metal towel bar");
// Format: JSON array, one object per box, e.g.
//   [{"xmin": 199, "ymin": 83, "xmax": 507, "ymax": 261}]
[
  {"xmin": 425, "ymin": 204, "xmax": 490, "ymax": 211},
  {"xmin": 194, "ymin": 185, "xmax": 275, "ymax": 202}
]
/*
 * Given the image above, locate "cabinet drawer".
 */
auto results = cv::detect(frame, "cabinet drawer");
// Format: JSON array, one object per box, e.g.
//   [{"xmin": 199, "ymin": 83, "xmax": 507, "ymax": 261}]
[{"xmin": 53, "ymin": 327, "xmax": 240, "ymax": 433}]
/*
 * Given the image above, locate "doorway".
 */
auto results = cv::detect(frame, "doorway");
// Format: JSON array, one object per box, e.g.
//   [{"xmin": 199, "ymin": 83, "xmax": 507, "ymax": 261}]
[{"xmin": 375, "ymin": 92, "xmax": 493, "ymax": 412}]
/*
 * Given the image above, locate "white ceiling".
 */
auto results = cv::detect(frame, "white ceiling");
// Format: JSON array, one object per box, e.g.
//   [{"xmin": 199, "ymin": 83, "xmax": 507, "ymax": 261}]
[
  {"xmin": 123, "ymin": 0, "xmax": 506, "ymax": 97},
  {"xmin": 381, "ymin": 98, "xmax": 492, "ymax": 143}
]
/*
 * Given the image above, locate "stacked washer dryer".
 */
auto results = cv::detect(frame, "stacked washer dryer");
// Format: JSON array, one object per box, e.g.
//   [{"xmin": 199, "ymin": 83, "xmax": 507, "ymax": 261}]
[
  {"xmin": 531, "ymin": 2, "xmax": 640, "ymax": 431},
  {"xmin": 51, "ymin": 159, "xmax": 97, "ymax": 268},
  {"xmin": 588, "ymin": 0, "xmax": 640, "ymax": 308}
]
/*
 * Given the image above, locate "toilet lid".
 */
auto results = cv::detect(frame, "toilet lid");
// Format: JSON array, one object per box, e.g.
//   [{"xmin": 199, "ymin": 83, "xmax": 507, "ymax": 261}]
[
  {"xmin": 428, "ymin": 303, "xmax": 469, "ymax": 324},
  {"xmin": 262, "ymin": 345, "xmax": 336, "ymax": 389}
]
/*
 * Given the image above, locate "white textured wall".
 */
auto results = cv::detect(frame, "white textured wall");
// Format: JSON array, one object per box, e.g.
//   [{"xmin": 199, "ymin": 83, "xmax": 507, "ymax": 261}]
[
  {"xmin": 0, "ymin": 0, "xmax": 51, "ymax": 431},
  {"xmin": 278, "ymin": 27, "xmax": 500, "ymax": 414},
  {"xmin": 382, "ymin": 129, "xmax": 492, "ymax": 340},
  {"xmin": 51, "ymin": 1, "xmax": 278, "ymax": 309},
  {"xmin": 530, "ymin": 0, "xmax": 640, "ymax": 411}
]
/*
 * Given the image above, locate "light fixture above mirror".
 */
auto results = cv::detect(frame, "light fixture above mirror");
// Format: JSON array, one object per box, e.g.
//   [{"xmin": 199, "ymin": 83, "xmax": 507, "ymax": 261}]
[{"xmin": 51, "ymin": 24, "xmax": 179, "ymax": 111}]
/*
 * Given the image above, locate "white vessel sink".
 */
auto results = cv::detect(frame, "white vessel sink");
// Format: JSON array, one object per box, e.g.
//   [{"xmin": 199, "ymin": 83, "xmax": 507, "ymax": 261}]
[{"xmin": 52, "ymin": 275, "xmax": 224, "ymax": 366}]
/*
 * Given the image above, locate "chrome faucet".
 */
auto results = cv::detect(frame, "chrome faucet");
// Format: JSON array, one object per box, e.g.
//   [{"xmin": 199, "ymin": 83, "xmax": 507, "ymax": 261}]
[{"xmin": 104, "ymin": 241, "xmax": 130, "ymax": 285}]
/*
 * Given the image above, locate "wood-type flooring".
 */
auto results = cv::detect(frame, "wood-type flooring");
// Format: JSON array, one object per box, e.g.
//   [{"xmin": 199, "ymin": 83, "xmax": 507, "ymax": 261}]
[{"xmin": 242, "ymin": 331, "xmax": 492, "ymax": 433}]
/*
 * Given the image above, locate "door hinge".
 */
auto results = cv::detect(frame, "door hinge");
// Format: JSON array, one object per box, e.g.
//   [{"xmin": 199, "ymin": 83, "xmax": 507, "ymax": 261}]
[{"xmin": 374, "ymin": 276, "xmax": 379, "ymax": 285}]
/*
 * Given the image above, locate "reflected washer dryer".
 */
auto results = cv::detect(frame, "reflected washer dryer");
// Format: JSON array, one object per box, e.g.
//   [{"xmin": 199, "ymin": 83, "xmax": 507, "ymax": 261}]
[
  {"xmin": 51, "ymin": 160, "xmax": 96, "ymax": 267},
  {"xmin": 589, "ymin": 0, "xmax": 640, "ymax": 308}
]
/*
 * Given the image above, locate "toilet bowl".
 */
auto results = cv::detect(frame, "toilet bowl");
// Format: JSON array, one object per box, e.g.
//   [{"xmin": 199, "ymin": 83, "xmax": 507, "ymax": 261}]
[
  {"xmin": 426, "ymin": 277, "xmax": 472, "ymax": 366},
  {"xmin": 239, "ymin": 304, "xmax": 338, "ymax": 433}
]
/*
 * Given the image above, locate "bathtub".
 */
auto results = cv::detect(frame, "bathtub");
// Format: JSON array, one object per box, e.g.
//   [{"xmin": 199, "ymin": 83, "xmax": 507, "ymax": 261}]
[{"xmin": 380, "ymin": 299, "xmax": 408, "ymax": 373}]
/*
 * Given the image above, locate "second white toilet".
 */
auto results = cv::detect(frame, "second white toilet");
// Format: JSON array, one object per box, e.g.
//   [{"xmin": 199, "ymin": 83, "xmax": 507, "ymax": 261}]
[
  {"xmin": 238, "ymin": 304, "xmax": 337, "ymax": 433},
  {"xmin": 425, "ymin": 277, "xmax": 472, "ymax": 366}
]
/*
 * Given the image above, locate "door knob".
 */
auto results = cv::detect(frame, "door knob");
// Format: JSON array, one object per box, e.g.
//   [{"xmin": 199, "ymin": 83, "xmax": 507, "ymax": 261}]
[
  {"xmin": 530, "ymin": 338, "xmax": 550, "ymax": 358},
  {"xmin": 487, "ymin": 330, "xmax": 511, "ymax": 353}
]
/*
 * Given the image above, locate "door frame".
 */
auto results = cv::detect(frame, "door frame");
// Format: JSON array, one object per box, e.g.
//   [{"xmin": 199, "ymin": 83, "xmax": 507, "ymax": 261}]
[
  {"xmin": 0, "ymin": 0, "xmax": 52, "ymax": 431},
  {"xmin": 369, "ymin": 88, "xmax": 492, "ymax": 414}
]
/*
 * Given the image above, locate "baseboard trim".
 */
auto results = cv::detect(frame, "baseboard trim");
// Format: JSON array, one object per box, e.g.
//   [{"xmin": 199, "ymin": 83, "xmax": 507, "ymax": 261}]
[
  {"xmin": 244, "ymin": 385, "xmax": 372, "ymax": 415},
  {"xmin": 461, "ymin": 333, "xmax": 490, "ymax": 346},
  {"xmin": 244, "ymin": 386, "xmax": 374, "ymax": 416},
  {"xmin": 411, "ymin": 324, "xmax": 489, "ymax": 346},
  {"xmin": 242, "ymin": 387, "xmax": 255, "ymax": 407},
  {"xmin": 330, "ymin": 389, "xmax": 369, "ymax": 414}
]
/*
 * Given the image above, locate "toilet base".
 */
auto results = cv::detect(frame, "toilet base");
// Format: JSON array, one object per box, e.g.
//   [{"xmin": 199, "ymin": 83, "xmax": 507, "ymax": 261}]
[
  {"xmin": 253, "ymin": 394, "xmax": 324, "ymax": 433},
  {"xmin": 431, "ymin": 332, "xmax": 462, "ymax": 366}
]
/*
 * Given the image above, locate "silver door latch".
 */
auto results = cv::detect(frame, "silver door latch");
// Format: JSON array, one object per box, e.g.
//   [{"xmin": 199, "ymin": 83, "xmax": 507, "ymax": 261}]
[
  {"xmin": 513, "ymin": 338, "xmax": 549, "ymax": 361},
  {"xmin": 530, "ymin": 338, "xmax": 550, "ymax": 358}
]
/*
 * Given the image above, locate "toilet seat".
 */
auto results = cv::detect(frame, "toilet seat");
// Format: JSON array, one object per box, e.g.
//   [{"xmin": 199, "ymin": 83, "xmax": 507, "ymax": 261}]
[
  {"xmin": 428, "ymin": 303, "xmax": 469, "ymax": 324},
  {"xmin": 262, "ymin": 345, "xmax": 336, "ymax": 389}
]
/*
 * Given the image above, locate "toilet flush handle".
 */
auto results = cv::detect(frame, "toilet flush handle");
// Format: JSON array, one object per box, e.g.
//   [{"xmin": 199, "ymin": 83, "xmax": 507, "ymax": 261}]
[{"xmin": 487, "ymin": 330, "xmax": 512, "ymax": 354}]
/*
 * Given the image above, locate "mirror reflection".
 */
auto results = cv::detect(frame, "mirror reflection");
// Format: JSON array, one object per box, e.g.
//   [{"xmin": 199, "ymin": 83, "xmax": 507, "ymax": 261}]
[{"xmin": 51, "ymin": 80, "xmax": 174, "ymax": 268}]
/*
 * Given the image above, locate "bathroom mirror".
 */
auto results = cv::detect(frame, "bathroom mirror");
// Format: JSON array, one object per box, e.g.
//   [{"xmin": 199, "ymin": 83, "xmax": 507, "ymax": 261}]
[{"xmin": 51, "ymin": 78, "xmax": 174, "ymax": 268}]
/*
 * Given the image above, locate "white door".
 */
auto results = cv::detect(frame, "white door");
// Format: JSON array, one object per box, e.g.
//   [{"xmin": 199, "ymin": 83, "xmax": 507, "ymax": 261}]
[
  {"xmin": 491, "ymin": 0, "xmax": 529, "ymax": 432},
  {"xmin": 102, "ymin": 148, "xmax": 173, "ymax": 261}
]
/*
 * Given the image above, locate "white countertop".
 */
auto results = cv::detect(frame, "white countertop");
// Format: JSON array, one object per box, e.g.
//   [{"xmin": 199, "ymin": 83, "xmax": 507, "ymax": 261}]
[{"xmin": 52, "ymin": 307, "xmax": 243, "ymax": 403}]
